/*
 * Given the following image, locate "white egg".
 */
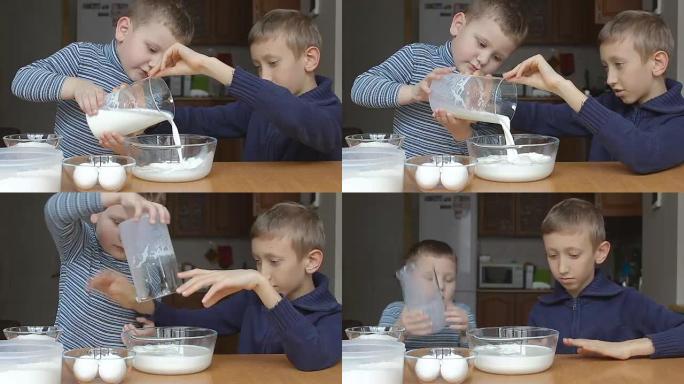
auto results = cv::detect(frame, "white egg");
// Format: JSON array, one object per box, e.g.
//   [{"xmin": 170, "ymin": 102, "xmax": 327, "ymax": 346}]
[
  {"xmin": 73, "ymin": 164, "xmax": 99, "ymax": 190},
  {"xmin": 98, "ymin": 163, "xmax": 127, "ymax": 191},
  {"xmin": 415, "ymin": 163, "xmax": 441, "ymax": 190},
  {"xmin": 440, "ymin": 355, "xmax": 469, "ymax": 383},
  {"xmin": 73, "ymin": 355, "xmax": 98, "ymax": 382},
  {"xmin": 98, "ymin": 355, "xmax": 127, "ymax": 384},
  {"xmin": 440, "ymin": 163, "xmax": 469, "ymax": 191},
  {"xmin": 415, "ymin": 355, "xmax": 441, "ymax": 382}
]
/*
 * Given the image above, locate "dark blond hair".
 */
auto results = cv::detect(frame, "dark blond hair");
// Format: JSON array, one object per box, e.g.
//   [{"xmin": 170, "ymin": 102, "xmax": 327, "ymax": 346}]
[
  {"xmin": 404, "ymin": 240, "xmax": 457, "ymax": 266},
  {"xmin": 598, "ymin": 10, "xmax": 674, "ymax": 62},
  {"xmin": 251, "ymin": 202, "xmax": 325, "ymax": 258},
  {"xmin": 466, "ymin": 0, "xmax": 528, "ymax": 45},
  {"xmin": 248, "ymin": 9, "xmax": 322, "ymax": 56},
  {"xmin": 128, "ymin": 0, "xmax": 194, "ymax": 44},
  {"xmin": 541, "ymin": 199, "xmax": 605, "ymax": 249}
]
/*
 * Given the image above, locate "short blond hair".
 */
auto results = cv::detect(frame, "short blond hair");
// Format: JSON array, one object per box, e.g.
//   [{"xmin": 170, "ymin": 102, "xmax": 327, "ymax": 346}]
[
  {"xmin": 248, "ymin": 9, "xmax": 322, "ymax": 56},
  {"xmin": 251, "ymin": 202, "xmax": 325, "ymax": 258},
  {"xmin": 404, "ymin": 240, "xmax": 457, "ymax": 266},
  {"xmin": 128, "ymin": 0, "xmax": 194, "ymax": 44},
  {"xmin": 541, "ymin": 199, "xmax": 605, "ymax": 249},
  {"xmin": 466, "ymin": 0, "xmax": 528, "ymax": 45},
  {"xmin": 598, "ymin": 10, "xmax": 674, "ymax": 62}
]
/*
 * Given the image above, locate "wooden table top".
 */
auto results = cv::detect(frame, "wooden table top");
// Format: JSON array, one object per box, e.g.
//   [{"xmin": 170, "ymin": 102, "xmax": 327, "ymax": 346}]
[
  {"xmin": 405, "ymin": 162, "xmax": 684, "ymax": 193},
  {"xmin": 62, "ymin": 162, "xmax": 341, "ymax": 193},
  {"xmin": 403, "ymin": 355, "xmax": 684, "ymax": 384},
  {"xmin": 61, "ymin": 354, "xmax": 341, "ymax": 384}
]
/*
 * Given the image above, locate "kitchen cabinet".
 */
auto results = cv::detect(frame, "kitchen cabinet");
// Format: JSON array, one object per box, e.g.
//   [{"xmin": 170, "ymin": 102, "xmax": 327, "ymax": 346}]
[
  {"xmin": 253, "ymin": 0, "xmax": 302, "ymax": 22},
  {"xmin": 595, "ymin": 0, "xmax": 644, "ymax": 24},
  {"xmin": 182, "ymin": 0, "xmax": 253, "ymax": 46},
  {"xmin": 521, "ymin": 0, "xmax": 598, "ymax": 45},
  {"xmin": 162, "ymin": 292, "xmax": 239, "ymax": 354},
  {"xmin": 253, "ymin": 194, "xmax": 303, "ymax": 216},
  {"xmin": 595, "ymin": 194, "xmax": 642, "ymax": 217},
  {"xmin": 167, "ymin": 194, "xmax": 253, "ymax": 238},
  {"xmin": 479, "ymin": 194, "xmax": 594, "ymax": 237},
  {"xmin": 477, "ymin": 291, "xmax": 551, "ymax": 327}
]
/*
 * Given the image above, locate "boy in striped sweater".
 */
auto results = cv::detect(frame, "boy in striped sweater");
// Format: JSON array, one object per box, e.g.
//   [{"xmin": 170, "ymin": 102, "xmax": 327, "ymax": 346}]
[
  {"xmin": 351, "ymin": 0, "xmax": 527, "ymax": 158},
  {"xmin": 11, "ymin": 0, "xmax": 193, "ymax": 158},
  {"xmin": 379, "ymin": 240, "xmax": 476, "ymax": 350},
  {"xmin": 44, "ymin": 193, "xmax": 170, "ymax": 349}
]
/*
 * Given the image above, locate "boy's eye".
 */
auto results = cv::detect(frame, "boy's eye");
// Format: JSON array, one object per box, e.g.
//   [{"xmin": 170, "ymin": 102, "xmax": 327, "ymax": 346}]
[
  {"xmin": 547, "ymin": 253, "xmax": 557, "ymax": 259},
  {"xmin": 479, "ymin": 41, "xmax": 487, "ymax": 48},
  {"xmin": 493, "ymin": 55, "xmax": 502, "ymax": 62}
]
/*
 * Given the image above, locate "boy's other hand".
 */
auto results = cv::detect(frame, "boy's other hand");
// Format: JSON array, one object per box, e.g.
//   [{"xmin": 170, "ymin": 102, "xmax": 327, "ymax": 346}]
[
  {"xmin": 89, "ymin": 270, "xmax": 147, "ymax": 313},
  {"xmin": 411, "ymin": 67, "xmax": 456, "ymax": 104},
  {"xmin": 149, "ymin": 43, "xmax": 208, "ymax": 78},
  {"xmin": 399, "ymin": 308, "xmax": 434, "ymax": 336},
  {"xmin": 176, "ymin": 269, "xmax": 276, "ymax": 308},
  {"xmin": 563, "ymin": 337, "xmax": 655, "ymax": 360},
  {"xmin": 444, "ymin": 302, "xmax": 469, "ymax": 331},
  {"xmin": 115, "ymin": 193, "xmax": 171, "ymax": 224},
  {"xmin": 73, "ymin": 78, "xmax": 106, "ymax": 116},
  {"xmin": 503, "ymin": 54, "xmax": 565, "ymax": 94},
  {"xmin": 433, "ymin": 109, "xmax": 474, "ymax": 141},
  {"xmin": 99, "ymin": 132, "xmax": 128, "ymax": 155}
]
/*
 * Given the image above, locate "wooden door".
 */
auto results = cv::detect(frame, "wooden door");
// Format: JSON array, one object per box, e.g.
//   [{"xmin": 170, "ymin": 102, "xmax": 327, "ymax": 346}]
[
  {"xmin": 479, "ymin": 194, "xmax": 516, "ymax": 236},
  {"xmin": 477, "ymin": 293, "xmax": 516, "ymax": 327}
]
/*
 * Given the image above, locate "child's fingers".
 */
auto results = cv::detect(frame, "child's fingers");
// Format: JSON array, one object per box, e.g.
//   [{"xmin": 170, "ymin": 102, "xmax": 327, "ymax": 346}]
[
  {"xmin": 177, "ymin": 268, "xmax": 207, "ymax": 280},
  {"xmin": 202, "ymin": 282, "xmax": 234, "ymax": 307}
]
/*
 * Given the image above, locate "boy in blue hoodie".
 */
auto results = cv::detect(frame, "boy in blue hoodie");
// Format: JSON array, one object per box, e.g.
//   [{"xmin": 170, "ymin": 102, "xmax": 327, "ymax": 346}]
[
  {"xmin": 503, "ymin": 11, "xmax": 684, "ymax": 174},
  {"xmin": 529, "ymin": 198, "xmax": 684, "ymax": 359},
  {"xmin": 91, "ymin": 202, "xmax": 341, "ymax": 371},
  {"xmin": 101, "ymin": 9, "xmax": 341, "ymax": 161}
]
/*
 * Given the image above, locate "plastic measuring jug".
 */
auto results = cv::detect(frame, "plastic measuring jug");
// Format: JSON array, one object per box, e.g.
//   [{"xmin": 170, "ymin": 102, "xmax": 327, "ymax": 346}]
[{"xmin": 396, "ymin": 263, "xmax": 446, "ymax": 333}]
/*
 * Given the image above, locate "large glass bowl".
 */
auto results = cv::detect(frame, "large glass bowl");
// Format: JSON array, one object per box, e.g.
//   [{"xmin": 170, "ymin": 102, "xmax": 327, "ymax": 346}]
[
  {"xmin": 63, "ymin": 155, "xmax": 135, "ymax": 192},
  {"xmin": 122, "ymin": 327, "xmax": 217, "ymax": 375},
  {"xmin": 405, "ymin": 154, "xmax": 475, "ymax": 192},
  {"xmin": 345, "ymin": 134, "xmax": 404, "ymax": 149},
  {"xmin": 405, "ymin": 347, "xmax": 474, "ymax": 384},
  {"xmin": 63, "ymin": 347, "xmax": 134, "ymax": 384},
  {"xmin": 3, "ymin": 326, "xmax": 62, "ymax": 342},
  {"xmin": 345, "ymin": 326, "xmax": 406, "ymax": 342},
  {"xmin": 467, "ymin": 326, "xmax": 559, "ymax": 375},
  {"xmin": 126, "ymin": 135, "xmax": 216, "ymax": 183},
  {"xmin": 3, "ymin": 134, "xmax": 61, "ymax": 149},
  {"xmin": 466, "ymin": 134, "xmax": 559, "ymax": 182}
]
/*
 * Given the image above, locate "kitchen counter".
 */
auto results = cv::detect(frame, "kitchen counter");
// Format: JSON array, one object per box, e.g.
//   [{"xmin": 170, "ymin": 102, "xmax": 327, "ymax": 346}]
[
  {"xmin": 62, "ymin": 162, "xmax": 341, "ymax": 193},
  {"xmin": 61, "ymin": 354, "xmax": 340, "ymax": 384},
  {"xmin": 405, "ymin": 162, "xmax": 684, "ymax": 193},
  {"xmin": 404, "ymin": 355, "xmax": 684, "ymax": 383}
]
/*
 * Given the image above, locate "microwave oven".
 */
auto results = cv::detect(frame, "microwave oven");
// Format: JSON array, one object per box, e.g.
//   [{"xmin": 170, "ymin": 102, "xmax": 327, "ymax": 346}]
[{"xmin": 479, "ymin": 263, "xmax": 525, "ymax": 289}]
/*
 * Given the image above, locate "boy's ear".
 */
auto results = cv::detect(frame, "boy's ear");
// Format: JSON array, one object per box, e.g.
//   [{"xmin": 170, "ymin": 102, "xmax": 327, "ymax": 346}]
[
  {"xmin": 449, "ymin": 12, "xmax": 467, "ymax": 37},
  {"xmin": 303, "ymin": 249, "xmax": 323, "ymax": 274},
  {"xmin": 651, "ymin": 50, "xmax": 669, "ymax": 77},
  {"xmin": 594, "ymin": 241, "xmax": 611, "ymax": 265},
  {"xmin": 303, "ymin": 46, "xmax": 321, "ymax": 73},
  {"xmin": 115, "ymin": 16, "xmax": 133, "ymax": 43}
]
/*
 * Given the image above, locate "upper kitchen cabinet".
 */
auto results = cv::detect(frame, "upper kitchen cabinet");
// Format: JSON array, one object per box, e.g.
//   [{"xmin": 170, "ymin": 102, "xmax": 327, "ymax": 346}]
[
  {"xmin": 595, "ymin": 194, "xmax": 643, "ymax": 217},
  {"xmin": 253, "ymin": 0, "xmax": 302, "ymax": 22},
  {"xmin": 520, "ymin": 0, "xmax": 593, "ymax": 45},
  {"xmin": 182, "ymin": 0, "xmax": 300, "ymax": 46},
  {"xmin": 595, "ymin": 0, "xmax": 644, "ymax": 23}
]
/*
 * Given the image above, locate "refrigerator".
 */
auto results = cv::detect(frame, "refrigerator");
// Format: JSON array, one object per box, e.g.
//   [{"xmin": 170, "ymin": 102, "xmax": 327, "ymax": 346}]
[{"xmin": 419, "ymin": 194, "xmax": 478, "ymax": 312}]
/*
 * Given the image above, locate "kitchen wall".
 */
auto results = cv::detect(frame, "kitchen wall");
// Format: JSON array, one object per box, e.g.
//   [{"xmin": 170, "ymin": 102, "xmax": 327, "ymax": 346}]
[
  {"xmin": 342, "ymin": 193, "xmax": 407, "ymax": 325},
  {"xmin": 0, "ymin": 0, "xmax": 62, "ymax": 134},
  {"xmin": 642, "ymin": 194, "xmax": 684, "ymax": 306}
]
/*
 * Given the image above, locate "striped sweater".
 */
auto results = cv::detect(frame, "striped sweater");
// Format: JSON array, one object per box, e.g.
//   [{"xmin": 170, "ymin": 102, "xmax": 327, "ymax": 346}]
[
  {"xmin": 44, "ymin": 193, "xmax": 137, "ymax": 349},
  {"xmin": 12, "ymin": 40, "xmax": 132, "ymax": 158},
  {"xmin": 351, "ymin": 41, "xmax": 502, "ymax": 158},
  {"xmin": 379, "ymin": 301, "xmax": 476, "ymax": 350}
]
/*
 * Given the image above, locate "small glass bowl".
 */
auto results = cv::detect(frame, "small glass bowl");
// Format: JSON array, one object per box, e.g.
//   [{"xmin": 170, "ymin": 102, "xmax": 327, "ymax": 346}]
[
  {"xmin": 345, "ymin": 133, "xmax": 404, "ymax": 148},
  {"xmin": 63, "ymin": 347, "xmax": 134, "ymax": 384},
  {"xmin": 405, "ymin": 347, "xmax": 475, "ymax": 384},
  {"xmin": 3, "ymin": 326, "xmax": 62, "ymax": 341},
  {"xmin": 63, "ymin": 155, "xmax": 136, "ymax": 192},
  {"xmin": 345, "ymin": 326, "xmax": 406, "ymax": 342},
  {"xmin": 405, "ymin": 154, "xmax": 475, "ymax": 192},
  {"xmin": 3, "ymin": 133, "xmax": 61, "ymax": 149}
]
